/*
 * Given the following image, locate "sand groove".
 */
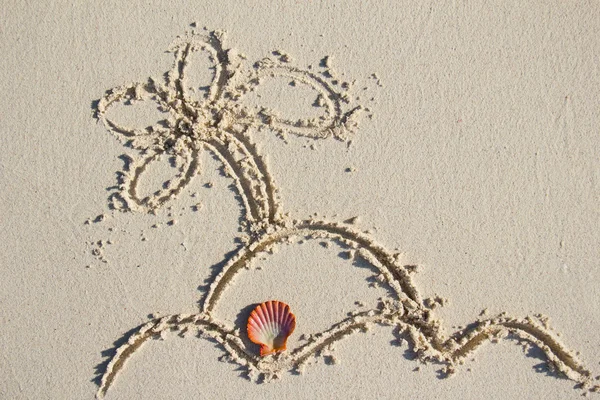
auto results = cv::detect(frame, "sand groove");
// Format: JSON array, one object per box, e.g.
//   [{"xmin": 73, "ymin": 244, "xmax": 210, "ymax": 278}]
[{"xmin": 93, "ymin": 29, "xmax": 599, "ymax": 398}]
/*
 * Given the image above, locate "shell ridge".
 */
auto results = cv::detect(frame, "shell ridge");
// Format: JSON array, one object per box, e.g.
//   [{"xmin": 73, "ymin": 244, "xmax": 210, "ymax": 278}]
[
  {"xmin": 273, "ymin": 301, "xmax": 281, "ymax": 327},
  {"xmin": 268, "ymin": 301, "xmax": 275, "ymax": 334}
]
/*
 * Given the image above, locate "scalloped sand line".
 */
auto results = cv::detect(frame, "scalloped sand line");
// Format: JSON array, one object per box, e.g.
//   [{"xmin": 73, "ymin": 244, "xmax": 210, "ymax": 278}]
[
  {"xmin": 93, "ymin": 29, "xmax": 599, "ymax": 398},
  {"xmin": 97, "ymin": 308, "xmax": 596, "ymax": 397}
]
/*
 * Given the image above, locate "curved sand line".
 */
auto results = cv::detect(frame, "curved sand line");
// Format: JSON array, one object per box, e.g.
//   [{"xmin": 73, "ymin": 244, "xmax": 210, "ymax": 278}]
[
  {"xmin": 97, "ymin": 306, "xmax": 597, "ymax": 397},
  {"xmin": 201, "ymin": 220, "xmax": 421, "ymax": 313}
]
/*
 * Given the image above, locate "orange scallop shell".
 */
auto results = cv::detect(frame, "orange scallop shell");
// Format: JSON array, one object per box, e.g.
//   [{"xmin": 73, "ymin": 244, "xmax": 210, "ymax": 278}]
[{"xmin": 247, "ymin": 300, "xmax": 296, "ymax": 357}]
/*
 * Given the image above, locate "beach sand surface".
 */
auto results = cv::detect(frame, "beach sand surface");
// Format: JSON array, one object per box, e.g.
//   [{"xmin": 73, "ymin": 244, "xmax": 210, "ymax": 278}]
[{"xmin": 1, "ymin": 1, "xmax": 598, "ymax": 399}]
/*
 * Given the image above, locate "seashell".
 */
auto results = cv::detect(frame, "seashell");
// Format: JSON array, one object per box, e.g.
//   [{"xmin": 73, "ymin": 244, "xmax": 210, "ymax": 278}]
[{"xmin": 247, "ymin": 300, "xmax": 296, "ymax": 356}]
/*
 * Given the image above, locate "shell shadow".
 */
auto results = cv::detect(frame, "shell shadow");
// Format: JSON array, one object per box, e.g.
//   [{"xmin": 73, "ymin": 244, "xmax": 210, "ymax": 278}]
[{"xmin": 234, "ymin": 303, "xmax": 262, "ymax": 356}]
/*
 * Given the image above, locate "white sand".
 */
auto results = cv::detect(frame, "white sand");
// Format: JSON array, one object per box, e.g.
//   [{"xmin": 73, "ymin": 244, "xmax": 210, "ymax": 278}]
[{"xmin": 1, "ymin": 1, "xmax": 599, "ymax": 399}]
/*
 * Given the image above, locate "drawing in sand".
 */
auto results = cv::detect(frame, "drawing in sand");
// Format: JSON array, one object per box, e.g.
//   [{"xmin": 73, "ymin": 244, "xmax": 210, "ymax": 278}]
[{"xmin": 93, "ymin": 29, "xmax": 599, "ymax": 398}]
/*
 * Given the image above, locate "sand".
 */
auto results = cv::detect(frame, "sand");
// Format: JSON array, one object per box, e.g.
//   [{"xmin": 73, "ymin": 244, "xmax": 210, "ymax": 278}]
[{"xmin": 1, "ymin": 1, "xmax": 599, "ymax": 399}]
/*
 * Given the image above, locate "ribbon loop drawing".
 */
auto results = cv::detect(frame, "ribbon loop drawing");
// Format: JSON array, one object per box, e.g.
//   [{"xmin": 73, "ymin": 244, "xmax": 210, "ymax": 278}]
[{"xmin": 93, "ymin": 30, "xmax": 599, "ymax": 398}]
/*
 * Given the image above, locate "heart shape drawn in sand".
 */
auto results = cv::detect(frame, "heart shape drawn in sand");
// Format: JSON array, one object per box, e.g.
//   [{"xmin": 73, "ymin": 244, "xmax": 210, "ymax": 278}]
[{"xmin": 92, "ymin": 28, "xmax": 599, "ymax": 398}]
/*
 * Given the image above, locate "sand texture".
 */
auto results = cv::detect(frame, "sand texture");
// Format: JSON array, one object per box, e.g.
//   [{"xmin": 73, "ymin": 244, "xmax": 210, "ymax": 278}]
[{"xmin": 1, "ymin": 1, "xmax": 599, "ymax": 399}]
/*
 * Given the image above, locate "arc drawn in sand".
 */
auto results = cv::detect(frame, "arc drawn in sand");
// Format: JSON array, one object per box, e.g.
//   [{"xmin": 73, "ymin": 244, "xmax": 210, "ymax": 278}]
[{"xmin": 93, "ymin": 29, "xmax": 599, "ymax": 398}]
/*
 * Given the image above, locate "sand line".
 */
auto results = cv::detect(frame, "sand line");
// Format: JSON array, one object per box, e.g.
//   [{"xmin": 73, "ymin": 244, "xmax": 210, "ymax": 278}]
[
  {"xmin": 228, "ymin": 128, "xmax": 281, "ymax": 223},
  {"xmin": 201, "ymin": 220, "xmax": 420, "ymax": 314},
  {"xmin": 96, "ymin": 304, "xmax": 598, "ymax": 397},
  {"xmin": 93, "ymin": 28, "xmax": 599, "ymax": 398}
]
